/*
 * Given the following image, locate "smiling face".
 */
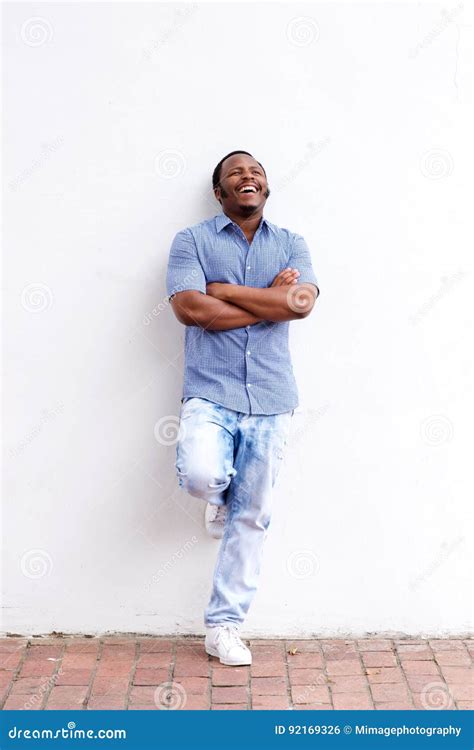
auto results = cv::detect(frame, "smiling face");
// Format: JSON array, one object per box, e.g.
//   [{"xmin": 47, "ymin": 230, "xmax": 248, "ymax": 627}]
[{"xmin": 214, "ymin": 153, "xmax": 269, "ymax": 217}]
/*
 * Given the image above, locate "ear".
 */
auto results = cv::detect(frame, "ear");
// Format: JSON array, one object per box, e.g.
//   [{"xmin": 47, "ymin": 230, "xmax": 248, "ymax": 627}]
[{"xmin": 213, "ymin": 187, "xmax": 221, "ymax": 204}]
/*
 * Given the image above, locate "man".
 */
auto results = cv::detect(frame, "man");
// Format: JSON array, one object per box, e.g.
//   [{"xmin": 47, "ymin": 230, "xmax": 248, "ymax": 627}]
[{"xmin": 166, "ymin": 150, "xmax": 319, "ymax": 666}]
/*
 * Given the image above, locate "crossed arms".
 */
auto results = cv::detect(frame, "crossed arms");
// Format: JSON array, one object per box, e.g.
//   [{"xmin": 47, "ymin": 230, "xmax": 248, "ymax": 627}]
[{"xmin": 170, "ymin": 268, "xmax": 319, "ymax": 331}]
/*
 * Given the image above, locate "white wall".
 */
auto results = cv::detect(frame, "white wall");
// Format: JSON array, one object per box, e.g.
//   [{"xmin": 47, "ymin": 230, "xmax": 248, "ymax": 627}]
[{"xmin": 2, "ymin": 1, "xmax": 472, "ymax": 637}]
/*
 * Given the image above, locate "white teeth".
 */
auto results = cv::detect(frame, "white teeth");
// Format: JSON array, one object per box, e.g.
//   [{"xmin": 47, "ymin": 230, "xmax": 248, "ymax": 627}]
[{"xmin": 239, "ymin": 186, "xmax": 257, "ymax": 193}]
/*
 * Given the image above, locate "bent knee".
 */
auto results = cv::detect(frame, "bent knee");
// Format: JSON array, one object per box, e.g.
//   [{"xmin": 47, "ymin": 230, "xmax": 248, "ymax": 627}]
[{"xmin": 177, "ymin": 464, "xmax": 234, "ymax": 499}]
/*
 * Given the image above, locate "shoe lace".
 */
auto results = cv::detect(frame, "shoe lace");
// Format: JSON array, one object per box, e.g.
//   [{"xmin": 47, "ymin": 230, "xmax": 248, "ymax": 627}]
[
  {"xmin": 217, "ymin": 624, "xmax": 242, "ymax": 649},
  {"xmin": 214, "ymin": 504, "xmax": 227, "ymax": 524}
]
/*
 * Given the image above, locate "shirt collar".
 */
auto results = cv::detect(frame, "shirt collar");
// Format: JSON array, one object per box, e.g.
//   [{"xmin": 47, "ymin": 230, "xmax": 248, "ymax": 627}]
[{"xmin": 215, "ymin": 212, "xmax": 275, "ymax": 235}]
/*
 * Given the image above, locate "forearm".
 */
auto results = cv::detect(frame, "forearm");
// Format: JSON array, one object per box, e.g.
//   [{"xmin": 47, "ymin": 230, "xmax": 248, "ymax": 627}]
[
  {"xmin": 217, "ymin": 284, "xmax": 316, "ymax": 322},
  {"xmin": 171, "ymin": 292, "xmax": 263, "ymax": 331}
]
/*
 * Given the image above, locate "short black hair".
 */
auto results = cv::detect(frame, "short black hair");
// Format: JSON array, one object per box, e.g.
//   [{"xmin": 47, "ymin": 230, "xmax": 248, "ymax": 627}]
[{"xmin": 212, "ymin": 150, "xmax": 266, "ymax": 190}]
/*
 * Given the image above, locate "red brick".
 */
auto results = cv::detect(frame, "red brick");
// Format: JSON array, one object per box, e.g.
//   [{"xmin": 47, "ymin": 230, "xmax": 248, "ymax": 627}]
[
  {"xmin": 429, "ymin": 640, "xmax": 465, "ymax": 651},
  {"xmin": 333, "ymin": 693, "xmax": 373, "ymax": 709},
  {"xmin": 176, "ymin": 677, "xmax": 209, "ymax": 694},
  {"xmin": 252, "ymin": 695, "xmax": 289, "ymax": 709},
  {"xmin": 321, "ymin": 644, "xmax": 357, "ymax": 660},
  {"xmin": 405, "ymin": 675, "xmax": 446, "ymax": 693},
  {"xmin": 19, "ymin": 660, "xmax": 57, "ymax": 677},
  {"xmin": 287, "ymin": 653, "xmax": 323, "ymax": 668},
  {"xmin": 251, "ymin": 677, "xmax": 287, "ymax": 695},
  {"xmin": 435, "ymin": 651, "xmax": 471, "ymax": 666},
  {"xmin": 87, "ymin": 696, "xmax": 126, "ymax": 709},
  {"xmin": 133, "ymin": 668, "xmax": 168, "ymax": 686},
  {"xmin": 0, "ymin": 670, "xmax": 14, "ymax": 687},
  {"xmin": 3, "ymin": 695, "xmax": 37, "ymax": 710},
  {"xmin": 52, "ymin": 669, "xmax": 92, "ymax": 686},
  {"xmin": 286, "ymin": 641, "xmax": 322, "ymax": 653},
  {"xmin": 251, "ymin": 662, "xmax": 286, "ymax": 677},
  {"xmin": 27, "ymin": 646, "xmax": 63, "ymax": 659},
  {"xmin": 212, "ymin": 667, "xmax": 248, "ymax": 686},
  {"xmin": 212, "ymin": 686, "xmax": 248, "ymax": 704},
  {"xmin": 412, "ymin": 689, "xmax": 455, "ymax": 710},
  {"xmin": 179, "ymin": 695, "xmax": 210, "ymax": 710},
  {"xmin": 60, "ymin": 654, "xmax": 97, "ymax": 670},
  {"xmin": 326, "ymin": 660, "xmax": 363, "ymax": 675},
  {"xmin": 397, "ymin": 644, "xmax": 431, "ymax": 655},
  {"xmin": 0, "ymin": 640, "xmax": 28, "ymax": 653},
  {"xmin": 398, "ymin": 647, "xmax": 432, "ymax": 661},
  {"xmin": 137, "ymin": 653, "xmax": 171, "ymax": 669},
  {"xmin": 362, "ymin": 652, "xmax": 398, "ymax": 668},
  {"xmin": 90, "ymin": 676, "xmax": 130, "ymax": 695},
  {"xmin": 289, "ymin": 668, "xmax": 326, "ymax": 684},
  {"xmin": 402, "ymin": 660, "xmax": 439, "ymax": 675},
  {"xmin": 95, "ymin": 662, "xmax": 133, "ymax": 676},
  {"xmin": 139, "ymin": 639, "xmax": 174, "ymax": 653},
  {"xmin": 357, "ymin": 640, "xmax": 393, "ymax": 652},
  {"xmin": 449, "ymin": 684, "xmax": 474, "ymax": 701},
  {"xmin": 9, "ymin": 676, "xmax": 50, "ymax": 694},
  {"xmin": 0, "ymin": 652, "xmax": 24, "ymax": 670},
  {"xmin": 370, "ymin": 683, "xmax": 410, "ymax": 702},
  {"xmin": 439, "ymin": 666, "xmax": 473, "ymax": 683},
  {"xmin": 129, "ymin": 686, "xmax": 161, "ymax": 704},
  {"xmin": 457, "ymin": 701, "xmax": 474, "ymax": 709},
  {"xmin": 297, "ymin": 703, "xmax": 334, "ymax": 710},
  {"xmin": 375, "ymin": 702, "xmax": 413, "ymax": 709},
  {"xmin": 47, "ymin": 686, "xmax": 88, "ymax": 705},
  {"xmin": 212, "ymin": 703, "xmax": 248, "ymax": 709},
  {"xmin": 292, "ymin": 685, "xmax": 331, "ymax": 704},
  {"xmin": 64, "ymin": 641, "xmax": 100, "ymax": 653},
  {"xmin": 366, "ymin": 667, "xmax": 404, "ymax": 684},
  {"xmin": 174, "ymin": 662, "xmax": 209, "ymax": 677},
  {"xmin": 127, "ymin": 704, "xmax": 159, "ymax": 710},
  {"xmin": 328, "ymin": 675, "xmax": 369, "ymax": 693}
]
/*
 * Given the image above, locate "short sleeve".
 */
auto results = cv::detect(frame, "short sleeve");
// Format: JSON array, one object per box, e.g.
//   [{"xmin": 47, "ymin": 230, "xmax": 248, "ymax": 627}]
[
  {"xmin": 166, "ymin": 229, "xmax": 207, "ymax": 299},
  {"xmin": 288, "ymin": 233, "xmax": 319, "ymax": 291}
]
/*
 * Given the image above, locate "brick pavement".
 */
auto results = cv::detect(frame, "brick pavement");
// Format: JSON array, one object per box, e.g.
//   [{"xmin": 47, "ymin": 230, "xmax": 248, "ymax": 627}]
[{"xmin": 1, "ymin": 636, "xmax": 472, "ymax": 710}]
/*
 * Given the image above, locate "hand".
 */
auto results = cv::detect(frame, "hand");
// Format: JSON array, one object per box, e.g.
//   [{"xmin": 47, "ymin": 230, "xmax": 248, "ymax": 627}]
[
  {"xmin": 270, "ymin": 267, "xmax": 300, "ymax": 287},
  {"xmin": 206, "ymin": 282, "xmax": 229, "ymax": 300}
]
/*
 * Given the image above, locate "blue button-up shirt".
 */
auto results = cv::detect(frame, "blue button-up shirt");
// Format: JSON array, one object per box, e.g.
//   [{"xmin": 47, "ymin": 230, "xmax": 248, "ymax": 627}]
[{"xmin": 166, "ymin": 212, "xmax": 319, "ymax": 415}]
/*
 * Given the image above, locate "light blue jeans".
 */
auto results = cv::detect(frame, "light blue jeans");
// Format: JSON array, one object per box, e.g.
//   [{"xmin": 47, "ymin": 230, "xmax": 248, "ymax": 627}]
[{"xmin": 175, "ymin": 397, "xmax": 293, "ymax": 627}]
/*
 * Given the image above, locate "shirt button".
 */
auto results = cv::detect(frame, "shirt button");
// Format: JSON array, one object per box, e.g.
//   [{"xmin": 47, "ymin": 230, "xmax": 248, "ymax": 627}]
[
  {"xmin": 247, "ymin": 383, "xmax": 252, "ymax": 387},
  {"xmin": 246, "ymin": 325, "xmax": 250, "ymax": 330},
  {"xmin": 246, "ymin": 350, "xmax": 251, "ymax": 356},
  {"xmin": 247, "ymin": 265, "xmax": 251, "ymax": 270}
]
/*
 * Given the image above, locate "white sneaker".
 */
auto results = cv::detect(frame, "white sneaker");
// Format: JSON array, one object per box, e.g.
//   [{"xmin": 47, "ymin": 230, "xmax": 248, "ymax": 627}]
[
  {"xmin": 205, "ymin": 502, "xmax": 227, "ymax": 539},
  {"xmin": 205, "ymin": 624, "xmax": 252, "ymax": 665}
]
